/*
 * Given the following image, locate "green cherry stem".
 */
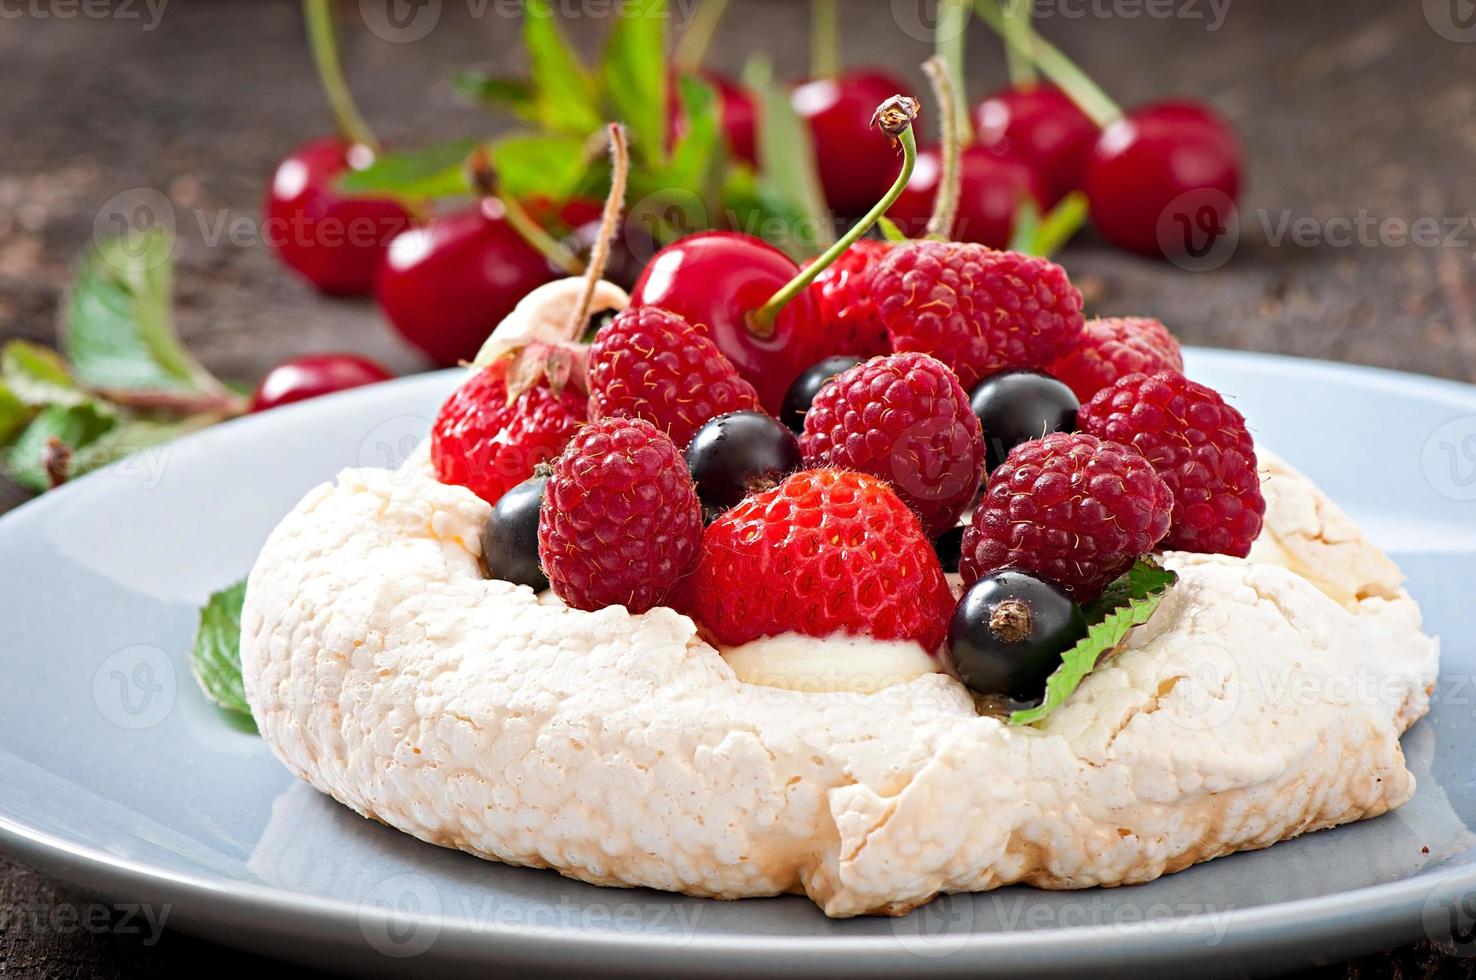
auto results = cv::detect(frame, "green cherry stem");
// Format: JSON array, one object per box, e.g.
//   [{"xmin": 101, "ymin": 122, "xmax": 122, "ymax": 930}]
[
  {"xmin": 465, "ymin": 147, "xmax": 585, "ymax": 276},
  {"xmin": 674, "ymin": 0, "xmax": 730, "ymax": 73},
  {"xmin": 1001, "ymin": 0, "xmax": 1039, "ymax": 88},
  {"xmin": 810, "ymin": 0, "xmax": 840, "ymax": 80},
  {"xmin": 922, "ymin": 57, "xmax": 962, "ymax": 240},
  {"xmin": 303, "ymin": 0, "xmax": 379, "ymax": 151},
  {"xmin": 973, "ymin": 0, "xmax": 1123, "ymax": 127},
  {"xmin": 747, "ymin": 96, "xmax": 919, "ymax": 338},
  {"xmin": 936, "ymin": 0, "xmax": 974, "ymax": 147}
]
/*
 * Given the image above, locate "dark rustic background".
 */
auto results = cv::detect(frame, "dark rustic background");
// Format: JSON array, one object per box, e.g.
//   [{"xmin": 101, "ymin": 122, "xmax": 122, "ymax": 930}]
[{"xmin": 1, "ymin": 0, "xmax": 1474, "ymax": 976}]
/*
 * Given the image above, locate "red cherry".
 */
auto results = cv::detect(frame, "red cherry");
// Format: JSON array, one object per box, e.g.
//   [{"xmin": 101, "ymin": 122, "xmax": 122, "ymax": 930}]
[
  {"xmin": 375, "ymin": 200, "xmax": 556, "ymax": 367},
  {"xmin": 1084, "ymin": 99, "xmax": 1243, "ymax": 257},
  {"xmin": 630, "ymin": 231, "xmax": 822, "ymax": 414},
  {"xmin": 249, "ymin": 353, "xmax": 393, "ymax": 412},
  {"xmin": 262, "ymin": 136, "xmax": 416, "ymax": 296},
  {"xmin": 669, "ymin": 70, "xmax": 757, "ymax": 165},
  {"xmin": 791, "ymin": 70, "xmax": 908, "ymax": 214},
  {"xmin": 886, "ymin": 145, "xmax": 1047, "ymax": 248},
  {"xmin": 972, "ymin": 84, "xmax": 1099, "ymax": 205}
]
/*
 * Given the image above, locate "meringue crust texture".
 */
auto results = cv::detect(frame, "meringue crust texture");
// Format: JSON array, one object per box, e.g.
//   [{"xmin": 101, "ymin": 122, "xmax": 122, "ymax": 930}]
[{"xmin": 241, "ymin": 445, "xmax": 1438, "ymax": 917}]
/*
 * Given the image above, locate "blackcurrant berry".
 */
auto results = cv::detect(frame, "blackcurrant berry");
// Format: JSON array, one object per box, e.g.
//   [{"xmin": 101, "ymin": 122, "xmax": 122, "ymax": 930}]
[
  {"xmin": 480, "ymin": 471, "xmax": 549, "ymax": 590},
  {"xmin": 684, "ymin": 411, "xmax": 802, "ymax": 521},
  {"xmin": 933, "ymin": 525, "xmax": 965, "ymax": 574},
  {"xmin": 948, "ymin": 570, "xmax": 1087, "ymax": 702},
  {"xmin": 969, "ymin": 370, "xmax": 1079, "ymax": 474},
  {"xmin": 780, "ymin": 355, "xmax": 864, "ymax": 433}
]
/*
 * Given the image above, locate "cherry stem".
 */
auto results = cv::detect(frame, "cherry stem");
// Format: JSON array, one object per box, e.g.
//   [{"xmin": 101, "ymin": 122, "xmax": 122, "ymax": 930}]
[
  {"xmin": 747, "ymin": 97, "xmax": 919, "ymax": 338},
  {"xmin": 673, "ymin": 0, "xmax": 729, "ymax": 73},
  {"xmin": 565, "ymin": 124, "xmax": 630, "ymax": 338},
  {"xmin": 810, "ymin": 0, "xmax": 839, "ymax": 80},
  {"xmin": 1001, "ymin": 0, "xmax": 1039, "ymax": 88},
  {"xmin": 973, "ymin": 0, "xmax": 1123, "ymax": 127},
  {"xmin": 466, "ymin": 147, "xmax": 585, "ymax": 276},
  {"xmin": 936, "ymin": 0, "xmax": 974, "ymax": 146},
  {"xmin": 302, "ymin": 0, "xmax": 379, "ymax": 152},
  {"xmin": 922, "ymin": 57, "xmax": 962, "ymax": 241}
]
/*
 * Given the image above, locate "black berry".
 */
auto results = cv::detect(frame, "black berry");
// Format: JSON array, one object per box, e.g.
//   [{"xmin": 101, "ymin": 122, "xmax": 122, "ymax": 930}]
[
  {"xmin": 684, "ymin": 411, "xmax": 802, "ymax": 520},
  {"xmin": 780, "ymin": 355, "xmax": 864, "ymax": 433},
  {"xmin": 948, "ymin": 570, "xmax": 1087, "ymax": 702},
  {"xmin": 480, "ymin": 471, "xmax": 549, "ymax": 590},
  {"xmin": 969, "ymin": 370, "xmax": 1079, "ymax": 474}
]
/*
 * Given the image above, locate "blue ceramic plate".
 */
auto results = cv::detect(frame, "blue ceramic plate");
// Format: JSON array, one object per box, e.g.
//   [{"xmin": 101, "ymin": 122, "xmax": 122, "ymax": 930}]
[{"xmin": 2, "ymin": 350, "xmax": 1474, "ymax": 978}]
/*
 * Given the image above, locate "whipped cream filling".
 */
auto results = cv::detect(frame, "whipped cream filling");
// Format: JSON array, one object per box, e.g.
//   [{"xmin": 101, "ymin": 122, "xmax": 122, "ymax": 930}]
[{"xmin": 720, "ymin": 632, "xmax": 943, "ymax": 693}]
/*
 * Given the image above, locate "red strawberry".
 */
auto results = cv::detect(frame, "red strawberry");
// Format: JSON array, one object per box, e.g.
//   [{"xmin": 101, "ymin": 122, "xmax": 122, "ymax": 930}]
[
  {"xmin": 960, "ymin": 431, "xmax": 1174, "ymax": 601},
  {"xmin": 538, "ymin": 416, "xmax": 703, "ymax": 613},
  {"xmin": 1048, "ymin": 316, "xmax": 1184, "ymax": 403},
  {"xmin": 1078, "ymin": 371, "xmax": 1264, "ymax": 556},
  {"xmin": 870, "ymin": 242, "xmax": 1084, "ymax": 390},
  {"xmin": 431, "ymin": 362, "xmax": 585, "ymax": 505},
  {"xmin": 687, "ymin": 469, "xmax": 954, "ymax": 651},
  {"xmin": 806, "ymin": 238, "xmax": 892, "ymax": 358},
  {"xmin": 587, "ymin": 306, "xmax": 763, "ymax": 450},
  {"xmin": 799, "ymin": 352, "xmax": 983, "ymax": 536}
]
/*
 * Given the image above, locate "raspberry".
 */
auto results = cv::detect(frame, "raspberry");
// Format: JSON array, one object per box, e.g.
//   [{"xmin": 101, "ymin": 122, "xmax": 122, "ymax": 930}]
[
  {"xmin": 960, "ymin": 432, "xmax": 1173, "ymax": 601},
  {"xmin": 799, "ymin": 352, "xmax": 983, "ymax": 536},
  {"xmin": 538, "ymin": 417, "xmax": 702, "ymax": 613},
  {"xmin": 1048, "ymin": 316, "xmax": 1184, "ymax": 403},
  {"xmin": 431, "ymin": 363, "xmax": 586, "ymax": 505},
  {"xmin": 587, "ymin": 306, "xmax": 762, "ymax": 450},
  {"xmin": 870, "ymin": 242, "xmax": 1085, "ymax": 390},
  {"xmin": 806, "ymin": 238, "xmax": 892, "ymax": 358},
  {"xmin": 1078, "ymin": 371, "xmax": 1264, "ymax": 556},
  {"xmin": 688, "ymin": 469, "xmax": 954, "ymax": 650}
]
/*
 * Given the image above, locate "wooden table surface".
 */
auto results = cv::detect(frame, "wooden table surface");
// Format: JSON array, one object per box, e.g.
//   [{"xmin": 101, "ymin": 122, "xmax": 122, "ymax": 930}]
[{"xmin": 1, "ymin": 0, "xmax": 1473, "ymax": 975}]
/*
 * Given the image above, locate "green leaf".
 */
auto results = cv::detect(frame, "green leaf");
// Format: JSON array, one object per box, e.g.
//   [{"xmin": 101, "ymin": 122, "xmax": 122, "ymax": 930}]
[
  {"xmin": 662, "ymin": 74, "xmax": 723, "ymax": 195},
  {"xmin": 744, "ymin": 54, "xmax": 834, "ymax": 258},
  {"xmin": 450, "ymin": 69, "xmax": 538, "ymax": 121},
  {"xmin": 1009, "ymin": 559, "xmax": 1178, "ymax": 726},
  {"xmin": 601, "ymin": 0, "xmax": 668, "ymax": 166},
  {"xmin": 721, "ymin": 166, "xmax": 820, "ymax": 262},
  {"xmin": 3, "ymin": 402, "xmax": 117, "ymax": 492},
  {"xmin": 336, "ymin": 139, "xmax": 476, "ymax": 200},
  {"xmin": 190, "ymin": 578, "xmax": 255, "ymax": 729},
  {"xmin": 1, "ymin": 341, "xmax": 86, "ymax": 407},
  {"xmin": 1028, "ymin": 191, "xmax": 1088, "ymax": 258},
  {"xmin": 523, "ymin": 0, "xmax": 602, "ymax": 138},
  {"xmin": 0, "ymin": 382, "xmax": 30, "ymax": 445},
  {"xmin": 877, "ymin": 216, "xmax": 909, "ymax": 243},
  {"xmin": 62, "ymin": 230, "xmax": 225, "ymax": 396},
  {"xmin": 489, "ymin": 133, "xmax": 590, "ymax": 201}
]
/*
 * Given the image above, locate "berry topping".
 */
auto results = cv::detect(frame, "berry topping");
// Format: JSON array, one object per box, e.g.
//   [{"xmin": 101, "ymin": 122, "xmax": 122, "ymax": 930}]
[
  {"xmin": 959, "ymin": 431, "xmax": 1173, "ymax": 601},
  {"xmin": 968, "ymin": 369, "xmax": 1079, "ymax": 474},
  {"xmin": 1078, "ymin": 371, "xmax": 1264, "ymax": 556},
  {"xmin": 480, "ymin": 470, "xmax": 549, "ymax": 591},
  {"xmin": 248, "ymin": 353, "xmax": 392, "ymax": 412},
  {"xmin": 1047, "ymin": 316, "xmax": 1184, "ymax": 403},
  {"xmin": 799, "ymin": 352, "xmax": 984, "ymax": 536},
  {"xmin": 431, "ymin": 362, "xmax": 586, "ymax": 506},
  {"xmin": 688, "ymin": 469, "xmax": 954, "ymax": 651},
  {"xmin": 587, "ymin": 306, "xmax": 762, "ymax": 450},
  {"xmin": 539, "ymin": 417, "xmax": 702, "ymax": 614},
  {"xmin": 948, "ymin": 570, "xmax": 1087, "ymax": 702},
  {"xmin": 780, "ymin": 356, "xmax": 864, "ymax": 433},
  {"xmin": 684, "ymin": 412, "xmax": 802, "ymax": 522},
  {"xmin": 870, "ymin": 242, "xmax": 1085, "ymax": 390},
  {"xmin": 805, "ymin": 238, "xmax": 893, "ymax": 358}
]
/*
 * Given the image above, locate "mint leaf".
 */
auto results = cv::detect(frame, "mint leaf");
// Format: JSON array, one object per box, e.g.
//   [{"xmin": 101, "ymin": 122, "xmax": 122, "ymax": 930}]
[
  {"xmin": 744, "ymin": 55, "xmax": 833, "ymax": 259},
  {"xmin": 490, "ymin": 133, "xmax": 590, "ymax": 201},
  {"xmin": 1, "ymin": 341, "xmax": 87, "ymax": 407},
  {"xmin": 1009, "ymin": 559, "xmax": 1178, "ymax": 726},
  {"xmin": 877, "ymin": 216, "xmax": 909, "ymax": 243},
  {"xmin": 451, "ymin": 70, "xmax": 538, "ymax": 121},
  {"xmin": 72, "ymin": 414, "xmax": 218, "ymax": 480},
  {"xmin": 0, "ymin": 383, "xmax": 30, "ymax": 445},
  {"xmin": 601, "ymin": 0, "xmax": 668, "ymax": 166},
  {"xmin": 662, "ymin": 74, "xmax": 723, "ymax": 195},
  {"xmin": 62, "ymin": 231, "xmax": 225, "ymax": 396},
  {"xmin": 523, "ymin": 0, "xmax": 602, "ymax": 138},
  {"xmin": 3, "ymin": 402, "xmax": 117, "ymax": 492},
  {"xmin": 190, "ymin": 578, "xmax": 256, "ymax": 729},
  {"xmin": 336, "ymin": 139, "xmax": 476, "ymax": 200}
]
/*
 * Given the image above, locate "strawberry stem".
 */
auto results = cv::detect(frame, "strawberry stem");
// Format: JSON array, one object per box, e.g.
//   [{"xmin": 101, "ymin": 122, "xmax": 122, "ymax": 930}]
[
  {"xmin": 466, "ymin": 147, "xmax": 585, "ymax": 276},
  {"xmin": 674, "ymin": 0, "xmax": 730, "ymax": 73},
  {"xmin": 747, "ymin": 97, "xmax": 919, "ymax": 338},
  {"xmin": 810, "ymin": 0, "xmax": 840, "ymax": 80},
  {"xmin": 1001, "ymin": 0, "xmax": 1038, "ymax": 88},
  {"xmin": 565, "ymin": 124, "xmax": 630, "ymax": 338},
  {"xmin": 973, "ymin": 0, "xmax": 1122, "ymax": 127},
  {"xmin": 302, "ymin": 0, "xmax": 379, "ymax": 152},
  {"xmin": 922, "ymin": 57, "xmax": 962, "ymax": 240}
]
